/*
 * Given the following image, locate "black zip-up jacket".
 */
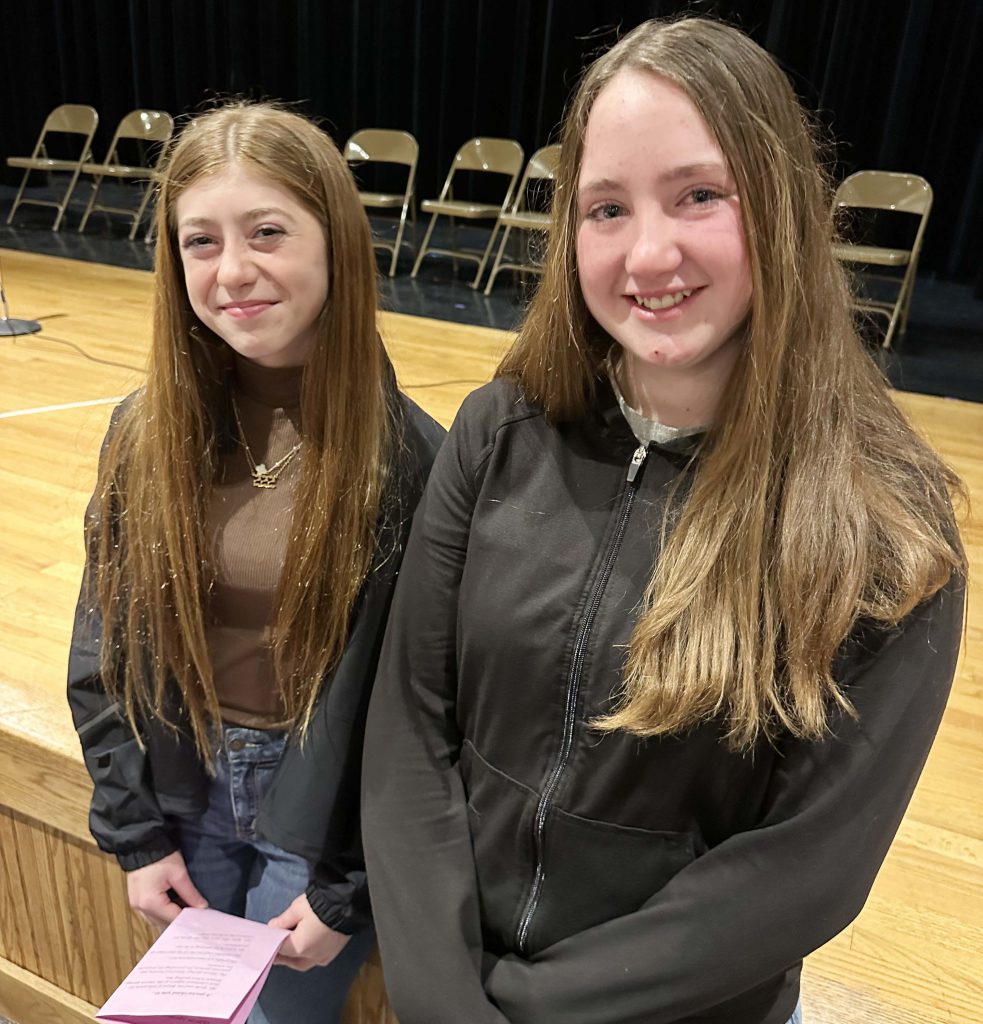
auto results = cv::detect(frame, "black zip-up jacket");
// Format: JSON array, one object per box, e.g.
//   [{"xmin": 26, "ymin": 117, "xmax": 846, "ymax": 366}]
[
  {"xmin": 362, "ymin": 377, "xmax": 964, "ymax": 1022},
  {"xmin": 68, "ymin": 388, "xmax": 445, "ymax": 935}
]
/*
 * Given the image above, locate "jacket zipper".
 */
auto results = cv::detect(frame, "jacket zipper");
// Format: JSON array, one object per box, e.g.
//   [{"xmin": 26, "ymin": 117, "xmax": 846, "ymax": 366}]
[{"xmin": 515, "ymin": 442, "xmax": 650, "ymax": 953}]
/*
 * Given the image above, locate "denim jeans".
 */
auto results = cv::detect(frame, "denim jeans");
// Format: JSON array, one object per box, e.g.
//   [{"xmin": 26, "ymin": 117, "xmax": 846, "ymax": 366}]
[
  {"xmin": 788, "ymin": 1000, "xmax": 803, "ymax": 1024},
  {"xmin": 176, "ymin": 725, "xmax": 375, "ymax": 1024}
]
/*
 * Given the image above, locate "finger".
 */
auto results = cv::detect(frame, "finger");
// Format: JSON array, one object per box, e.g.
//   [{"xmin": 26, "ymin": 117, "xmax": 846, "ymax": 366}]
[
  {"xmin": 277, "ymin": 934, "xmax": 302, "ymax": 958},
  {"xmin": 157, "ymin": 901, "xmax": 186, "ymax": 925},
  {"xmin": 152, "ymin": 896, "xmax": 184, "ymax": 926},
  {"xmin": 267, "ymin": 905, "xmax": 300, "ymax": 930},
  {"xmin": 169, "ymin": 870, "xmax": 208, "ymax": 910},
  {"xmin": 274, "ymin": 953, "xmax": 315, "ymax": 972}
]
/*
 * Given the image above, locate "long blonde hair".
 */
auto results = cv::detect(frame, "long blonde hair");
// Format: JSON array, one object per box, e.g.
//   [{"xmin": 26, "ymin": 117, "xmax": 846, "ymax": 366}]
[
  {"xmin": 498, "ymin": 18, "xmax": 965, "ymax": 748},
  {"xmin": 92, "ymin": 102, "xmax": 397, "ymax": 758}
]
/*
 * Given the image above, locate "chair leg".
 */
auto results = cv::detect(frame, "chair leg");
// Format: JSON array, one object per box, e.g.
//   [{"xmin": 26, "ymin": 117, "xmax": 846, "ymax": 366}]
[
  {"xmin": 483, "ymin": 224, "xmax": 514, "ymax": 296},
  {"xmin": 898, "ymin": 264, "xmax": 920, "ymax": 339},
  {"xmin": 389, "ymin": 203, "xmax": 409, "ymax": 277},
  {"xmin": 78, "ymin": 174, "xmax": 103, "ymax": 233},
  {"xmin": 411, "ymin": 214, "xmax": 440, "ymax": 278},
  {"xmin": 129, "ymin": 180, "xmax": 156, "ymax": 241},
  {"xmin": 881, "ymin": 301, "xmax": 902, "ymax": 350},
  {"xmin": 6, "ymin": 169, "xmax": 32, "ymax": 225},
  {"xmin": 471, "ymin": 219, "xmax": 503, "ymax": 289},
  {"xmin": 52, "ymin": 165, "xmax": 85, "ymax": 231}
]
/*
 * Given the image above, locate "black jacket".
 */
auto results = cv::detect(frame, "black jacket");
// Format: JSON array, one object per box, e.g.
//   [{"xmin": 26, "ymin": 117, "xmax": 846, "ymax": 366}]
[
  {"xmin": 68, "ymin": 389, "xmax": 445, "ymax": 934},
  {"xmin": 362, "ymin": 377, "xmax": 964, "ymax": 1023}
]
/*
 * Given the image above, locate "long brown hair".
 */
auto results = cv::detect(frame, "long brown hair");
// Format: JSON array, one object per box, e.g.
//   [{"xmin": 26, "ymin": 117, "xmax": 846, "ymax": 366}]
[
  {"xmin": 92, "ymin": 101, "xmax": 396, "ymax": 758},
  {"xmin": 498, "ymin": 18, "xmax": 965, "ymax": 747}
]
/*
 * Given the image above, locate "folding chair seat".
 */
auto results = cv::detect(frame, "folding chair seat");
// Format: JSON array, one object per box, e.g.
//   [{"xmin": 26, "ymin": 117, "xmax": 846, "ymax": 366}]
[
  {"xmin": 483, "ymin": 144, "xmax": 561, "ymax": 295},
  {"xmin": 344, "ymin": 129, "xmax": 418, "ymax": 277},
  {"xmin": 411, "ymin": 137, "xmax": 524, "ymax": 287},
  {"xmin": 78, "ymin": 109, "xmax": 174, "ymax": 242},
  {"xmin": 832, "ymin": 170, "xmax": 932, "ymax": 349},
  {"xmin": 6, "ymin": 104, "xmax": 99, "ymax": 230}
]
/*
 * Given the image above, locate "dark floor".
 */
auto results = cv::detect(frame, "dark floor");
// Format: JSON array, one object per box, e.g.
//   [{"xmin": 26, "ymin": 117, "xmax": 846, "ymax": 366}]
[{"xmin": 2, "ymin": 182, "xmax": 981, "ymax": 403}]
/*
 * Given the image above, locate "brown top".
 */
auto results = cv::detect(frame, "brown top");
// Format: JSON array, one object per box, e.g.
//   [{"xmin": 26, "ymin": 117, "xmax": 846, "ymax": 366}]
[{"xmin": 206, "ymin": 355, "xmax": 303, "ymax": 728}]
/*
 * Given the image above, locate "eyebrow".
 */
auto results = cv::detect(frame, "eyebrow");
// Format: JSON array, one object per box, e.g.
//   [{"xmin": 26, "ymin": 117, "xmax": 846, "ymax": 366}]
[
  {"xmin": 178, "ymin": 207, "xmax": 296, "ymax": 229},
  {"xmin": 579, "ymin": 163, "xmax": 731, "ymax": 195}
]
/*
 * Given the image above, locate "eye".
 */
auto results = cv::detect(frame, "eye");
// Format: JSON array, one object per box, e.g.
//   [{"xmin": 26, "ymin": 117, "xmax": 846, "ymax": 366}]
[
  {"xmin": 688, "ymin": 188, "xmax": 724, "ymax": 205},
  {"xmin": 254, "ymin": 225, "xmax": 285, "ymax": 241},
  {"xmin": 586, "ymin": 202, "xmax": 625, "ymax": 221},
  {"xmin": 180, "ymin": 234, "xmax": 214, "ymax": 250}
]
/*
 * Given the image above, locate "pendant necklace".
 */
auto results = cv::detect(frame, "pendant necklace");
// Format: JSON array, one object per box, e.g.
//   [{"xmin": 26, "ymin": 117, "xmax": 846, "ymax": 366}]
[{"xmin": 230, "ymin": 395, "xmax": 302, "ymax": 489}]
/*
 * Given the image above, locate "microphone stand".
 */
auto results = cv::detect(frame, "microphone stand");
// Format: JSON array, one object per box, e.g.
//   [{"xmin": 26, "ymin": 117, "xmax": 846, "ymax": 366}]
[{"xmin": 0, "ymin": 261, "xmax": 41, "ymax": 336}]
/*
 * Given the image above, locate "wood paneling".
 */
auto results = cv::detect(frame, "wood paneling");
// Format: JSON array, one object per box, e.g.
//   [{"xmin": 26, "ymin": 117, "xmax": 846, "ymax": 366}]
[
  {"xmin": 0, "ymin": 248, "xmax": 980, "ymax": 1023},
  {"xmin": 0, "ymin": 806, "xmax": 154, "ymax": 1006}
]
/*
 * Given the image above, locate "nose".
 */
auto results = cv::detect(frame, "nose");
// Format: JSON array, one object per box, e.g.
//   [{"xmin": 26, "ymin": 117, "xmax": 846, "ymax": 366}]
[
  {"xmin": 215, "ymin": 240, "xmax": 258, "ymax": 291},
  {"xmin": 624, "ymin": 207, "xmax": 682, "ymax": 280}
]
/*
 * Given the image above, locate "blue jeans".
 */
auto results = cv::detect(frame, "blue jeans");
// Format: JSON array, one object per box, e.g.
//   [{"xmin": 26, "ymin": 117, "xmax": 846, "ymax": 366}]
[
  {"xmin": 176, "ymin": 725, "xmax": 374, "ymax": 1024},
  {"xmin": 788, "ymin": 1000, "xmax": 803, "ymax": 1024}
]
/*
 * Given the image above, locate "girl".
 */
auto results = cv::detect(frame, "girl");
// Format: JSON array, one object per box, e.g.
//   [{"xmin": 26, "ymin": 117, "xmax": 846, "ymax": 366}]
[
  {"xmin": 68, "ymin": 102, "xmax": 443, "ymax": 1024},
  {"xmin": 362, "ymin": 18, "xmax": 965, "ymax": 1024}
]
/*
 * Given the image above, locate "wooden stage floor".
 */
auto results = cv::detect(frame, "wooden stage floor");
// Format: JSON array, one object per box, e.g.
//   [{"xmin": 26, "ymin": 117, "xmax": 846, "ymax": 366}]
[{"xmin": 0, "ymin": 248, "xmax": 980, "ymax": 1023}]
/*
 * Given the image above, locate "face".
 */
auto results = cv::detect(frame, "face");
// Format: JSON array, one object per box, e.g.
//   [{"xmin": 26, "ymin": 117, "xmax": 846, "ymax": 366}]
[
  {"xmin": 576, "ymin": 69, "xmax": 752, "ymax": 416},
  {"xmin": 175, "ymin": 165, "xmax": 329, "ymax": 367}
]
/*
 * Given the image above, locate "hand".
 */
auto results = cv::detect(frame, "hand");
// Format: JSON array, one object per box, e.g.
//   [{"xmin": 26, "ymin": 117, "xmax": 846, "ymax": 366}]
[
  {"xmin": 126, "ymin": 850, "xmax": 208, "ymax": 929},
  {"xmin": 268, "ymin": 894, "xmax": 351, "ymax": 972}
]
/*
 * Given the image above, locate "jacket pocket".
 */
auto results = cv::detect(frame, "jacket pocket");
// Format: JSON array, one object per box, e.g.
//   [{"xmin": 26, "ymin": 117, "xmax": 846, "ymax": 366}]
[
  {"xmin": 528, "ymin": 805, "xmax": 696, "ymax": 953},
  {"xmin": 460, "ymin": 740, "xmax": 539, "ymax": 954}
]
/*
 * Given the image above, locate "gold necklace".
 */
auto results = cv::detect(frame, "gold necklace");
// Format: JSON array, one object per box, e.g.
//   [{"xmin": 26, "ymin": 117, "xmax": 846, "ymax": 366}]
[{"xmin": 230, "ymin": 395, "xmax": 302, "ymax": 489}]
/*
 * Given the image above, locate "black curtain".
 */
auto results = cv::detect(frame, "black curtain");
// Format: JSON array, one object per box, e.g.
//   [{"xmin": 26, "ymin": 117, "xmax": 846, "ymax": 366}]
[{"xmin": 1, "ymin": 0, "xmax": 980, "ymax": 280}]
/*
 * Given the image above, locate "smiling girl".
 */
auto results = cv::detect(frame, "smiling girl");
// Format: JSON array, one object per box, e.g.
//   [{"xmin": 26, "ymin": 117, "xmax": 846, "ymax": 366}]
[
  {"xmin": 67, "ymin": 102, "xmax": 444, "ymax": 1024},
  {"xmin": 362, "ymin": 18, "xmax": 965, "ymax": 1024}
]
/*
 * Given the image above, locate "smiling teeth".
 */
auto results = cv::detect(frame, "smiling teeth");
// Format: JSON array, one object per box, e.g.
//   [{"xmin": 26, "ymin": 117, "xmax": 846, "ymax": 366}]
[{"xmin": 635, "ymin": 290, "xmax": 692, "ymax": 310}]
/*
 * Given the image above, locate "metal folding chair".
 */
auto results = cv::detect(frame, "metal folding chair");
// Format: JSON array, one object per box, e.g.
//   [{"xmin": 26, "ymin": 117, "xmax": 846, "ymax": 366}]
[
  {"xmin": 411, "ymin": 137, "xmax": 524, "ymax": 288},
  {"xmin": 833, "ymin": 171, "xmax": 932, "ymax": 349},
  {"xmin": 344, "ymin": 128, "xmax": 419, "ymax": 277},
  {"xmin": 6, "ymin": 104, "xmax": 99, "ymax": 230},
  {"xmin": 78, "ymin": 109, "xmax": 174, "ymax": 242},
  {"xmin": 483, "ymin": 144, "xmax": 561, "ymax": 295}
]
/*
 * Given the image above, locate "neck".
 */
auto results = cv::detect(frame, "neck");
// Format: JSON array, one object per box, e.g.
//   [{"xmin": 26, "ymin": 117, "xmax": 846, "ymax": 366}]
[
  {"xmin": 615, "ymin": 341, "xmax": 741, "ymax": 427},
  {"xmin": 233, "ymin": 353, "xmax": 304, "ymax": 409}
]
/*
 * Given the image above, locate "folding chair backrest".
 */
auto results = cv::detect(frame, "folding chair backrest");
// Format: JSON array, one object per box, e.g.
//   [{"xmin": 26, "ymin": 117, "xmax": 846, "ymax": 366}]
[
  {"xmin": 43, "ymin": 103, "xmax": 99, "ymax": 138},
  {"xmin": 28, "ymin": 104, "xmax": 98, "ymax": 161},
  {"xmin": 345, "ymin": 129, "xmax": 418, "ymax": 167},
  {"xmin": 511, "ymin": 144, "xmax": 561, "ymax": 213},
  {"xmin": 101, "ymin": 109, "xmax": 174, "ymax": 164},
  {"xmin": 525, "ymin": 143, "xmax": 561, "ymax": 183},
  {"xmin": 834, "ymin": 171, "xmax": 932, "ymax": 217},
  {"xmin": 453, "ymin": 137, "xmax": 524, "ymax": 176},
  {"xmin": 115, "ymin": 109, "xmax": 175, "ymax": 144}
]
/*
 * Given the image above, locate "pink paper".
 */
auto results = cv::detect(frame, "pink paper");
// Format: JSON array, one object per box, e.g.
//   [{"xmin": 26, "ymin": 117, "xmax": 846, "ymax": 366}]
[{"xmin": 97, "ymin": 908, "xmax": 289, "ymax": 1024}]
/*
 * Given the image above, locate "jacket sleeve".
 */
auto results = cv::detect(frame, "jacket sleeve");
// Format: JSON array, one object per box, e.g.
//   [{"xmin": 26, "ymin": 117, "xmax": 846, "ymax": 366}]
[
  {"xmin": 483, "ymin": 577, "xmax": 965, "ymax": 1024},
  {"xmin": 362, "ymin": 395, "xmax": 512, "ymax": 1023},
  {"xmin": 259, "ymin": 397, "xmax": 447, "ymax": 934},
  {"xmin": 66, "ymin": 403, "xmax": 178, "ymax": 871}
]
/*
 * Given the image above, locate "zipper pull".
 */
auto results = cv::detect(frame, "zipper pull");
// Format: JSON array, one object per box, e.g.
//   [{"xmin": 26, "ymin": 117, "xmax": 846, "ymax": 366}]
[{"xmin": 626, "ymin": 443, "xmax": 648, "ymax": 483}]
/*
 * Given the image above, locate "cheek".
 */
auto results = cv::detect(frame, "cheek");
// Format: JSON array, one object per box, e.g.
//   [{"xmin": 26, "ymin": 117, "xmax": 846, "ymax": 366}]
[
  {"xmin": 717, "ymin": 217, "xmax": 752, "ymax": 302},
  {"xmin": 180, "ymin": 266, "xmax": 215, "ymax": 318},
  {"xmin": 575, "ymin": 228, "xmax": 608, "ymax": 299},
  {"xmin": 730, "ymin": 246, "xmax": 753, "ymax": 307}
]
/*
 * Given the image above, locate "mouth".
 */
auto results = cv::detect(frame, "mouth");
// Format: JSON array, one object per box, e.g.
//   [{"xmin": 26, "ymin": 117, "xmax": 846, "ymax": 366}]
[
  {"xmin": 220, "ymin": 300, "xmax": 279, "ymax": 319},
  {"xmin": 631, "ymin": 289, "xmax": 694, "ymax": 311}
]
